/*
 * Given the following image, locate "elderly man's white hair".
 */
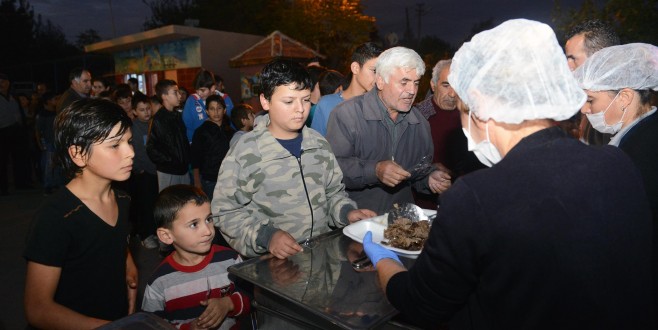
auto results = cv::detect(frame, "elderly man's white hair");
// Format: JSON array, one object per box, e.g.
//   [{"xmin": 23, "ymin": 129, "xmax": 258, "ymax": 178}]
[
  {"xmin": 449, "ymin": 19, "xmax": 586, "ymax": 124},
  {"xmin": 431, "ymin": 59, "xmax": 452, "ymax": 85},
  {"xmin": 376, "ymin": 47, "xmax": 426, "ymax": 84},
  {"xmin": 574, "ymin": 43, "xmax": 658, "ymax": 92}
]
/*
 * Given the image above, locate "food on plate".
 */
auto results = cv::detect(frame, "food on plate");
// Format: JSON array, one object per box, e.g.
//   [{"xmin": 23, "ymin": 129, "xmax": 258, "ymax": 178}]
[{"xmin": 382, "ymin": 218, "xmax": 430, "ymax": 251}]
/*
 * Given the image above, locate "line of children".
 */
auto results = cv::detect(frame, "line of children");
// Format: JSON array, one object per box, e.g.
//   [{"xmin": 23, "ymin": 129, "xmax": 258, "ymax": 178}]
[{"xmin": 142, "ymin": 184, "xmax": 251, "ymax": 330}]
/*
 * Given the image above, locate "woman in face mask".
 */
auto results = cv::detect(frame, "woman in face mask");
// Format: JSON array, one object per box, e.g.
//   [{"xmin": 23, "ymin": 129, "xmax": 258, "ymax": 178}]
[
  {"xmin": 574, "ymin": 43, "xmax": 658, "ymax": 322},
  {"xmin": 361, "ymin": 19, "xmax": 655, "ymax": 329}
]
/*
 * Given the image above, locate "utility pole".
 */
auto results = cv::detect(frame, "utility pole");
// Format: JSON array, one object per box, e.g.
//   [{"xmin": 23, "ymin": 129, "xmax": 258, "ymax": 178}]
[
  {"xmin": 415, "ymin": 3, "xmax": 429, "ymax": 44},
  {"xmin": 109, "ymin": 0, "xmax": 117, "ymax": 38}
]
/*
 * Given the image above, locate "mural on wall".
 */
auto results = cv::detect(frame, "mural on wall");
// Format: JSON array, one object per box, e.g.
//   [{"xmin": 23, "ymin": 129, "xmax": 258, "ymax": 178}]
[
  {"xmin": 240, "ymin": 73, "xmax": 261, "ymax": 100},
  {"xmin": 114, "ymin": 37, "xmax": 202, "ymax": 74}
]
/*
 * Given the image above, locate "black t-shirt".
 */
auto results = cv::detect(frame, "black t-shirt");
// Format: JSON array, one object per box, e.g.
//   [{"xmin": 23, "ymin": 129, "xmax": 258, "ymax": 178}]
[{"xmin": 24, "ymin": 187, "xmax": 130, "ymax": 321}]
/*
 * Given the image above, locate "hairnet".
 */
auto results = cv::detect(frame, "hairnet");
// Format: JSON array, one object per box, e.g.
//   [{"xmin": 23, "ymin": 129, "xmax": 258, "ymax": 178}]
[
  {"xmin": 449, "ymin": 19, "xmax": 586, "ymax": 124},
  {"xmin": 574, "ymin": 43, "xmax": 658, "ymax": 92}
]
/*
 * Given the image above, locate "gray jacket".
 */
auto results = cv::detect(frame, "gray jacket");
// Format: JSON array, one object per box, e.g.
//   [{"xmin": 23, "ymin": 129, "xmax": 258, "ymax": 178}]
[{"xmin": 326, "ymin": 88, "xmax": 434, "ymax": 214}]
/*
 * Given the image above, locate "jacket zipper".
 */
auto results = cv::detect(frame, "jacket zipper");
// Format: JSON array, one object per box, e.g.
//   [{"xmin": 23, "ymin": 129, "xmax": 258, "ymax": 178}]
[{"xmin": 296, "ymin": 151, "xmax": 315, "ymax": 241}]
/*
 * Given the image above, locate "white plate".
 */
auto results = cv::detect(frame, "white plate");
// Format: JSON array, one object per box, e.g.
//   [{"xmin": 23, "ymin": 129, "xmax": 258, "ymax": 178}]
[{"xmin": 342, "ymin": 209, "xmax": 436, "ymax": 259}]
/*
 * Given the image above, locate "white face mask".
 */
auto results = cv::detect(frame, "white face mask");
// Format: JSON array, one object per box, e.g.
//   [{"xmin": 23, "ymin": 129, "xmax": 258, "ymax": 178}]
[
  {"xmin": 462, "ymin": 111, "xmax": 502, "ymax": 167},
  {"xmin": 586, "ymin": 91, "xmax": 626, "ymax": 134}
]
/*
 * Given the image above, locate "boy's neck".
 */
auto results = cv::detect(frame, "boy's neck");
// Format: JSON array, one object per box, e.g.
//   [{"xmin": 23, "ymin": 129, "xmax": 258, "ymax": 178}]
[
  {"xmin": 66, "ymin": 175, "xmax": 113, "ymax": 201},
  {"xmin": 341, "ymin": 79, "xmax": 365, "ymax": 100},
  {"xmin": 171, "ymin": 247, "xmax": 210, "ymax": 266}
]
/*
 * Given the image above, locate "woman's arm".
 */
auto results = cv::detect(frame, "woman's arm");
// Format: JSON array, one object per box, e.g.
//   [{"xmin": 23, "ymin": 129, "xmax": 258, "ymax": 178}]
[{"xmin": 24, "ymin": 261, "xmax": 109, "ymax": 330}]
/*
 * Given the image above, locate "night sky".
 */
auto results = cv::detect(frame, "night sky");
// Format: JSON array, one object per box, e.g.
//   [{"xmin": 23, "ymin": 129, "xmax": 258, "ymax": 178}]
[{"xmin": 29, "ymin": 0, "xmax": 599, "ymax": 47}]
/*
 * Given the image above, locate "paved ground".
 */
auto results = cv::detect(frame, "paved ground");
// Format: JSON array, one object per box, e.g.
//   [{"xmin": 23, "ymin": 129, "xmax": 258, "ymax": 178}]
[{"xmin": 0, "ymin": 186, "xmax": 162, "ymax": 330}]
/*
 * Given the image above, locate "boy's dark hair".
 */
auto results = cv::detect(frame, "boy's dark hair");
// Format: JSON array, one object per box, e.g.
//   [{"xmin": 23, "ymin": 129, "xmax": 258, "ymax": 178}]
[
  {"xmin": 566, "ymin": 19, "xmax": 620, "ymax": 56},
  {"xmin": 260, "ymin": 59, "xmax": 312, "ymax": 100},
  {"xmin": 114, "ymin": 83, "xmax": 132, "ymax": 101},
  {"xmin": 318, "ymin": 70, "xmax": 345, "ymax": 96},
  {"xmin": 154, "ymin": 184, "xmax": 209, "ymax": 229},
  {"xmin": 351, "ymin": 42, "xmax": 383, "ymax": 67},
  {"xmin": 193, "ymin": 70, "xmax": 216, "ymax": 90},
  {"xmin": 155, "ymin": 79, "xmax": 177, "ymax": 103},
  {"xmin": 68, "ymin": 67, "xmax": 88, "ymax": 82},
  {"xmin": 92, "ymin": 77, "xmax": 108, "ymax": 88},
  {"xmin": 131, "ymin": 92, "xmax": 150, "ymax": 109},
  {"xmin": 127, "ymin": 77, "xmax": 138, "ymax": 85},
  {"xmin": 205, "ymin": 94, "xmax": 226, "ymax": 110},
  {"xmin": 54, "ymin": 99, "xmax": 132, "ymax": 179},
  {"xmin": 150, "ymin": 95, "xmax": 161, "ymax": 105},
  {"xmin": 230, "ymin": 103, "xmax": 254, "ymax": 130},
  {"xmin": 306, "ymin": 66, "xmax": 327, "ymax": 90}
]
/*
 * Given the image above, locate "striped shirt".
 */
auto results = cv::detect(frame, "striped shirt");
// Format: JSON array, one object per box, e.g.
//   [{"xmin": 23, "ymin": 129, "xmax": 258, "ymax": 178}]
[{"xmin": 142, "ymin": 245, "xmax": 250, "ymax": 329}]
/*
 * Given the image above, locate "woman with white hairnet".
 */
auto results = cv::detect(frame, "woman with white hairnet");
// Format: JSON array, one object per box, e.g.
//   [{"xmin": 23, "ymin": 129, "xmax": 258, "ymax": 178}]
[
  {"xmin": 362, "ymin": 19, "xmax": 654, "ymax": 329},
  {"xmin": 574, "ymin": 42, "xmax": 658, "ymax": 324}
]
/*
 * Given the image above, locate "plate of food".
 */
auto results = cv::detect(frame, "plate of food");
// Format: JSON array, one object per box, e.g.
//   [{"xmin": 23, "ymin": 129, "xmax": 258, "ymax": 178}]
[{"xmin": 342, "ymin": 209, "xmax": 436, "ymax": 259}]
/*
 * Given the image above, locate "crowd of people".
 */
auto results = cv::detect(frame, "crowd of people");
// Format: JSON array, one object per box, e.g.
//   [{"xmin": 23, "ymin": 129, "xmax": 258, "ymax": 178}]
[{"xmin": 6, "ymin": 16, "xmax": 656, "ymax": 330}]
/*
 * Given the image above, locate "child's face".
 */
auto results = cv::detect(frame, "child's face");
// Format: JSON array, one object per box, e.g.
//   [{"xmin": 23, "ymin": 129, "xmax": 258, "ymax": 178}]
[
  {"xmin": 206, "ymin": 100, "xmax": 225, "ymax": 125},
  {"xmin": 166, "ymin": 202, "xmax": 215, "ymax": 256},
  {"xmin": 242, "ymin": 112, "xmax": 255, "ymax": 131},
  {"xmin": 260, "ymin": 83, "xmax": 311, "ymax": 139},
  {"xmin": 132, "ymin": 101, "xmax": 152, "ymax": 122},
  {"xmin": 196, "ymin": 86, "xmax": 214, "ymax": 100},
  {"xmin": 162, "ymin": 87, "xmax": 181, "ymax": 109},
  {"xmin": 75, "ymin": 123, "xmax": 134, "ymax": 182},
  {"xmin": 117, "ymin": 97, "xmax": 132, "ymax": 113}
]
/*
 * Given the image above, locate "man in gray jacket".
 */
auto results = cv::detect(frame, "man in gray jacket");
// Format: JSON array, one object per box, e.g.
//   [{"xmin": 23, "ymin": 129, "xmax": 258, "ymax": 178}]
[{"xmin": 326, "ymin": 47, "xmax": 451, "ymax": 215}]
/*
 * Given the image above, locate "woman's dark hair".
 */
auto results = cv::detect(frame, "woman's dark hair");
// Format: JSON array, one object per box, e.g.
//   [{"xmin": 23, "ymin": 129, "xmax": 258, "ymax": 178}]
[
  {"xmin": 260, "ymin": 59, "xmax": 312, "ymax": 100},
  {"xmin": 54, "ymin": 99, "xmax": 132, "ymax": 179},
  {"xmin": 113, "ymin": 83, "xmax": 132, "ymax": 101},
  {"xmin": 154, "ymin": 184, "xmax": 209, "ymax": 229}
]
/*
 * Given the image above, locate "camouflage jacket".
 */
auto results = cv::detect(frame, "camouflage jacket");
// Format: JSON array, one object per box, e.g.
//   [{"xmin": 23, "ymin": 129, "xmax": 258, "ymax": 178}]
[{"xmin": 212, "ymin": 114, "xmax": 357, "ymax": 257}]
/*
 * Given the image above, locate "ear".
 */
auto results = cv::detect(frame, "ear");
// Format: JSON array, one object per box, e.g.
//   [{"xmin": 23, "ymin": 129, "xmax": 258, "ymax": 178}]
[
  {"xmin": 618, "ymin": 88, "xmax": 635, "ymax": 110},
  {"xmin": 259, "ymin": 93, "xmax": 270, "ymax": 112},
  {"xmin": 429, "ymin": 80, "xmax": 437, "ymax": 93},
  {"xmin": 68, "ymin": 145, "xmax": 86, "ymax": 168},
  {"xmin": 350, "ymin": 62, "xmax": 360, "ymax": 75},
  {"xmin": 157, "ymin": 227, "xmax": 174, "ymax": 245},
  {"xmin": 375, "ymin": 75, "xmax": 385, "ymax": 91}
]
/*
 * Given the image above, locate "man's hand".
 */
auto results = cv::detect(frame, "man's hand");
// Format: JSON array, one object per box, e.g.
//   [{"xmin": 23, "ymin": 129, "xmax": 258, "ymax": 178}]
[
  {"xmin": 195, "ymin": 297, "xmax": 233, "ymax": 329},
  {"xmin": 428, "ymin": 169, "xmax": 451, "ymax": 194},
  {"xmin": 347, "ymin": 209, "xmax": 377, "ymax": 224},
  {"xmin": 376, "ymin": 160, "xmax": 411, "ymax": 187},
  {"xmin": 269, "ymin": 230, "xmax": 303, "ymax": 259}
]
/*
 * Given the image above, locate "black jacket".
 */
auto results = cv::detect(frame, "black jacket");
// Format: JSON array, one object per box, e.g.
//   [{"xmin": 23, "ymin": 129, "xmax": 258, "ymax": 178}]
[
  {"xmin": 191, "ymin": 121, "xmax": 234, "ymax": 181},
  {"xmin": 146, "ymin": 109, "xmax": 190, "ymax": 175},
  {"xmin": 387, "ymin": 127, "xmax": 654, "ymax": 329}
]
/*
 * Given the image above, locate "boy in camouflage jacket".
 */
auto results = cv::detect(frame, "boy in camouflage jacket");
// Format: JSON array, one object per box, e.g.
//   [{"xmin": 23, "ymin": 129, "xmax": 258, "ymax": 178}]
[{"xmin": 212, "ymin": 60, "xmax": 375, "ymax": 259}]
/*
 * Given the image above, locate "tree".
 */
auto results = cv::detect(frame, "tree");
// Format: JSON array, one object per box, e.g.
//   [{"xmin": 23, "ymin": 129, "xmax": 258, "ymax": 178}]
[
  {"xmin": 75, "ymin": 28, "xmax": 102, "ymax": 50},
  {"xmin": 142, "ymin": 0, "xmax": 376, "ymax": 71},
  {"xmin": 552, "ymin": 0, "xmax": 658, "ymax": 44}
]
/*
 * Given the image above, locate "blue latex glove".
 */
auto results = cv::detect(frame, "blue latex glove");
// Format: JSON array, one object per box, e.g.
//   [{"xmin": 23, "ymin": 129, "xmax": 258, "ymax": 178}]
[{"xmin": 363, "ymin": 231, "xmax": 401, "ymax": 268}]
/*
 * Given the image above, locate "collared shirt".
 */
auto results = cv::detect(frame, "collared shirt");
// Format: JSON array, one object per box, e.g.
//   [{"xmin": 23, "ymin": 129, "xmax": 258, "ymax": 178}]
[
  {"xmin": 609, "ymin": 106, "xmax": 657, "ymax": 147},
  {"xmin": 376, "ymin": 92, "xmax": 408, "ymax": 161}
]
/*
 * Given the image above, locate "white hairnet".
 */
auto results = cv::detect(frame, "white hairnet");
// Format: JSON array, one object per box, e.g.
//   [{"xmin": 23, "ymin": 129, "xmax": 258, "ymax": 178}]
[
  {"xmin": 449, "ymin": 19, "xmax": 586, "ymax": 124},
  {"xmin": 574, "ymin": 43, "xmax": 658, "ymax": 92}
]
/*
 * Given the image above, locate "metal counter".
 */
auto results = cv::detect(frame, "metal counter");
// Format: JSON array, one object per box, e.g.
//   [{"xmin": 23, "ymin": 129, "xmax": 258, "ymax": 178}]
[{"xmin": 228, "ymin": 230, "xmax": 418, "ymax": 329}]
